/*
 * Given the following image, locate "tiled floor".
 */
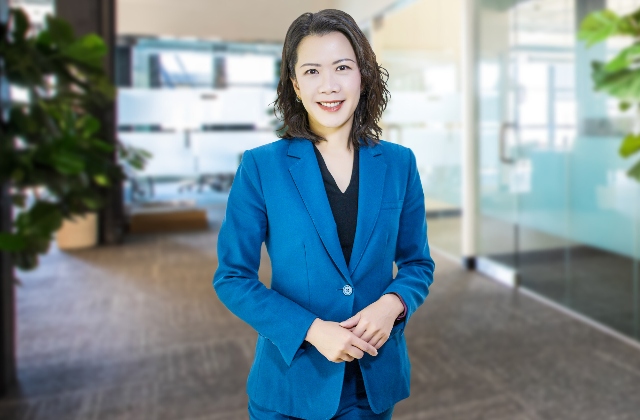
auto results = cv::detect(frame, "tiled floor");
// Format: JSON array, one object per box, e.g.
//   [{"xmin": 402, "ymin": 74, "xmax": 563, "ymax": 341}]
[{"xmin": 1, "ymin": 228, "xmax": 640, "ymax": 419}]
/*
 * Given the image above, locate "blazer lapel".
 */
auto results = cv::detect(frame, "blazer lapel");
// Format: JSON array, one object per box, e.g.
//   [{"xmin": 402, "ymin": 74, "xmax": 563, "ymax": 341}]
[
  {"xmin": 288, "ymin": 138, "xmax": 351, "ymax": 282},
  {"xmin": 287, "ymin": 138, "xmax": 387, "ymax": 281},
  {"xmin": 348, "ymin": 142, "xmax": 386, "ymax": 275}
]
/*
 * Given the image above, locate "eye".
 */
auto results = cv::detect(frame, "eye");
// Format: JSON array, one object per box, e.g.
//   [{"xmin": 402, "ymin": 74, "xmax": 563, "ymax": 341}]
[
  {"xmin": 304, "ymin": 69, "xmax": 318, "ymax": 75},
  {"xmin": 337, "ymin": 65, "xmax": 351, "ymax": 71}
]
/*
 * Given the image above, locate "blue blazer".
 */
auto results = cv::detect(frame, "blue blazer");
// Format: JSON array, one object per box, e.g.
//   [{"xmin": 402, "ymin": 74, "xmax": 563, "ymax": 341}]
[{"xmin": 213, "ymin": 137, "xmax": 435, "ymax": 419}]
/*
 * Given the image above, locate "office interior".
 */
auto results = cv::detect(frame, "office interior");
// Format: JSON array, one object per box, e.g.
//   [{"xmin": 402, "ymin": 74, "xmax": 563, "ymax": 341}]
[{"xmin": 2, "ymin": 0, "xmax": 640, "ymax": 419}]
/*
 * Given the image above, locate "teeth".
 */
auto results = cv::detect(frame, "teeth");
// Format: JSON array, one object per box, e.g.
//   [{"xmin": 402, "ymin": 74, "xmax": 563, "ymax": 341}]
[{"xmin": 319, "ymin": 101, "xmax": 343, "ymax": 107}]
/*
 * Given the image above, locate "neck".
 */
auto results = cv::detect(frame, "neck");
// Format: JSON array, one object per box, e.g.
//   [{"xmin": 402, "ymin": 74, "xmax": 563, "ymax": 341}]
[{"xmin": 309, "ymin": 114, "xmax": 355, "ymax": 153}]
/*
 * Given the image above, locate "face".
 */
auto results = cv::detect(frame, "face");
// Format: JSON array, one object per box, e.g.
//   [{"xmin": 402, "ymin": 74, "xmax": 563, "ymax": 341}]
[{"xmin": 290, "ymin": 31, "xmax": 362, "ymax": 138}]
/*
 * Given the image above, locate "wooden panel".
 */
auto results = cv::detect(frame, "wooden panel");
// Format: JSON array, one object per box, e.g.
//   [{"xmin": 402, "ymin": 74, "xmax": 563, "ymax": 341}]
[{"xmin": 129, "ymin": 209, "xmax": 209, "ymax": 233}]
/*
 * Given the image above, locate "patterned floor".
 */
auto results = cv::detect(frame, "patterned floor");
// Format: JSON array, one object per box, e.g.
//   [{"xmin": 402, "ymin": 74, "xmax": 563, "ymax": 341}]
[{"xmin": 1, "ymin": 228, "xmax": 640, "ymax": 419}]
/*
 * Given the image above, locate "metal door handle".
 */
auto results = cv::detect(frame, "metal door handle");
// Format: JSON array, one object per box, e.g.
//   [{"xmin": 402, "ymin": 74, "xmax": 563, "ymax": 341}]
[{"xmin": 500, "ymin": 122, "xmax": 515, "ymax": 164}]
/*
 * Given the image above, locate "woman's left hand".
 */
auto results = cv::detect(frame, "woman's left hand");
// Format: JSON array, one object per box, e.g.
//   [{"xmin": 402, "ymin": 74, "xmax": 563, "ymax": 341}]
[{"xmin": 339, "ymin": 294, "xmax": 405, "ymax": 350}]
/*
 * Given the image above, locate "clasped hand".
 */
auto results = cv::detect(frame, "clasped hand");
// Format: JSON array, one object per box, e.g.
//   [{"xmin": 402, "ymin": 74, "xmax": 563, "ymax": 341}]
[{"xmin": 304, "ymin": 294, "xmax": 404, "ymax": 363}]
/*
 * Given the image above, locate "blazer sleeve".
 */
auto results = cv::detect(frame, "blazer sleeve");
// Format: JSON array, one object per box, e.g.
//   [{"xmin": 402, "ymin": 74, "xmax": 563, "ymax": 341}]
[
  {"xmin": 213, "ymin": 149, "xmax": 319, "ymax": 367},
  {"xmin": 382, "ymin": 148, "xmax": 435, "ymax": 324}
]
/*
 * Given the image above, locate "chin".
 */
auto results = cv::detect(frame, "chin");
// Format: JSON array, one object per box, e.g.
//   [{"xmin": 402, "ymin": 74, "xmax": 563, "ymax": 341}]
[
  {"xmin": 309, "ymin": 113, "xmax": 356, "ymax": 131},
  {"xmin": 314, "ymin": 119, "xmax": 351, "ymax": 129}
]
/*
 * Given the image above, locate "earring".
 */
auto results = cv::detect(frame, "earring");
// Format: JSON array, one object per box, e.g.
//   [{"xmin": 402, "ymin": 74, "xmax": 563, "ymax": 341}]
[{"xmin": 295, "ymin": 96, "xmax": 301, "ymax": 102}]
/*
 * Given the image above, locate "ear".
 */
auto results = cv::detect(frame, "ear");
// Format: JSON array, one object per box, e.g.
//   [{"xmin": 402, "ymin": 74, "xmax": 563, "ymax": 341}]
[{"xmin": 290, "ymin": 77, "xmax": 300, "ymax": 95}]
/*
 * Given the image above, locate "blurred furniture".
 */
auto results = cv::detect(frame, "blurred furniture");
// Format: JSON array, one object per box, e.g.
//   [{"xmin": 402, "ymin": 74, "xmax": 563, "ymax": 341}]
[
  {"xmin": 119, "ymin": 131, "xmax": 197, "ymax": 204},
  {"xmin": 128, "ymin": 201, "xmax": 208, "ymax": 233},
  {"xmin": 56, "ymin": 212, "xmax": 98, "ymax": 250},
  {"xmin": 189, "ymin": 130, "xmax": 276, "ymax": 192}
]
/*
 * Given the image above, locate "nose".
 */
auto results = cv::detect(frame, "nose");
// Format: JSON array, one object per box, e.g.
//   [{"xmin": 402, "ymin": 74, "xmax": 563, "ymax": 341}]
[{"xmin": 318, "ymin": 71, "xmax": 340, "ymax": 95}]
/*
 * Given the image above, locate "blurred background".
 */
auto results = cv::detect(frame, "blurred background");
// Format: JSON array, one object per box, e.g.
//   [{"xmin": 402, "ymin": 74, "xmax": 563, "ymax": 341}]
[{"xmin": 2, "ymin": 0, "xmax": 640, "ymax": 419}]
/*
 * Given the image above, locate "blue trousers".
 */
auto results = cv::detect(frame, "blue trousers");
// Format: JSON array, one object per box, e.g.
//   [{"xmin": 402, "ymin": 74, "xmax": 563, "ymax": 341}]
[{"xmin": 248, "ymin": 360, "xmax": 394, "ymax": 419}]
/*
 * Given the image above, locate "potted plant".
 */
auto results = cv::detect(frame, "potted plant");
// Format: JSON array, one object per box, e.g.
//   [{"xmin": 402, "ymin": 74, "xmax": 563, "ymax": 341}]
[
  {"xmin": 579, "ymin": 7, "xmax": 640, "ymax": 181},
  {"xmin": 0, "ymin": 8, "xmax": 150, "ymax": 272}
]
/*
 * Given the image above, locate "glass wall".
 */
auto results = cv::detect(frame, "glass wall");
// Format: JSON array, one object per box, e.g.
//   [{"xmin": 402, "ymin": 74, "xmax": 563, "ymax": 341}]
[
  {"xmin": 476, "ymin": 0, "xmax": 640, "ymax": 339},
  {"xmin": 129, "ymin": 39, "xmax": 281, "ymax": 89},
  {"xmin": 117, "ymin": 38, "xmax": 282, "ymax": 228},
  {"xmin": 372, "ymin": 0, "xmax": 464, "ymax": 257}
]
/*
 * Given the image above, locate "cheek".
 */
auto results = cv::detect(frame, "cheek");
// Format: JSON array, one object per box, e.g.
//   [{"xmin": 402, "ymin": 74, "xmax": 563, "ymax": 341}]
[
  {"xmin": 346, "ymin": 79, "xmax": 362, "ymax": 106},
  {"xmin": 349, "ymin": 74, "xmax": 362, "ymax": 94},
  {"xmin": 297, "ymin": 78, "xmax": 316, "ymax": 95}
]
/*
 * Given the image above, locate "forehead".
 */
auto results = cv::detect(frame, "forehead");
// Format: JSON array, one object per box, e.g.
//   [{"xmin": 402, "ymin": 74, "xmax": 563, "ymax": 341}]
[{"xmin": 296, "ymin": 31, "xmax": 356, "ymax": 65}]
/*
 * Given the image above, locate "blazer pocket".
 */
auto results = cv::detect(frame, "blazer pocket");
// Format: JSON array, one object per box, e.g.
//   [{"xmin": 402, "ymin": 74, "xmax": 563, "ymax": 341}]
[
  {"xmin": 293, "ymin": 341, "xmax": 311, "ymax": 361},
  {"xmin": 380, "ymin": 199, "xmax": 404, "ymax": 209}
]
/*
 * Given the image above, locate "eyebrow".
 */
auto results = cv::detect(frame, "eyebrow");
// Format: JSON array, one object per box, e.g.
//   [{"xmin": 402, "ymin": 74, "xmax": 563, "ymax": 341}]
[{"xmin": 299, "ymin": 58, "xmax": 356, "ymax": 68}]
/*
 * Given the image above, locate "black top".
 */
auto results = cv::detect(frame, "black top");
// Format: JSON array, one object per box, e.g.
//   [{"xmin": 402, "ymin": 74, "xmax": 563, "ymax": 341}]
[{"xmin": 312, "ymin": 143, "xmax": 359, "ymax": 266}]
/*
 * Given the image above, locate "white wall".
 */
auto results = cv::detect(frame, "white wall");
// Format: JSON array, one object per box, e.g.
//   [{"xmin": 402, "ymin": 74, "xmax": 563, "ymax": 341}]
[
  {"xmin": 117, "ymin": 0, "xmax": 415, "ymax": 41},
  {"xmin": 333, "ymin": 0, "xmax": 400, "ymax": 24},
  {"xmin": 118, "ymin": 0, "xmax": 335, "ymax": 41}
]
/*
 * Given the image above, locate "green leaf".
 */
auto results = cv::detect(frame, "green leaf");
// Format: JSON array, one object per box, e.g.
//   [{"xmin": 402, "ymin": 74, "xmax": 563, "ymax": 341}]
[
  {"xmin": 27, "ymin": 235, "xmax": 52, "ymax": 254},
  {"xmin": 27, "ymin": 201, "xmax": 63, "ymax": 236},
  {"xmin": 591, "ymin": 61, "xmax": 640, "ymax": 101},
  {"xmin": 45, "ymin": 15, "xmax": 75, "ymax": 47},
  {"xmin": 10, "ymin": 8, "xmax": 30, "ymax": 42},
  {"xmin": 626, "ymin": 159, "xmax": 640, "ymax": 181},
  {"xmin": 80, "ymin": 116, "xmax": 101, "ymax": 137},
  {"xmin": 620, "ymin": 133, "xmax": 640, "ymax": 157},
  {"xmin": 579, "ymin": 9, "xmax": 624, "ymax": 46},
  {"xmin": 35, "ymin": 29, "xmax": 52, "ymax": 47},
  {"xmin": 605, "ymin": 43, "xmax": 640, "ymax": 72},
  {"xmin": 93, "ymin": 174, "xmax": 110, "ymax": 186},
  {"xmin": 619, "ymin": 101, "xmax": 632, "ymax": 111},
  {"xmin": 91, "ymin": 139, "xmax": 114, "ymax": 153},
  {"xmin": 0, "ymin": 233, "xmax": 27, "ymax": 251},
  {"xmin": 51, "ymin": 151, "xmax": 85, "ymax": 174},
  {"xmin": 81, "ymin": 197, "xmax": 101, "ymax": 210},
  {"xmin": 616, "ymin": 7, "xmax": 640, "ymax": 36},
  {"xmin": 11, "ymin": 167, "xmax": 25, "ymax": 183},
  {"xmin": 62, "ymin": 34, "xmax": 107, "ymax": 69},
  {"xmin": 13, "ymin": 250, "xmax": 38, "ymax": 271}
]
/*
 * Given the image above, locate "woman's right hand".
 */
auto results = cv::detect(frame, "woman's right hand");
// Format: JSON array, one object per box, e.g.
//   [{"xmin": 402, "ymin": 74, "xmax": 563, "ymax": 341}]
[{"xmin": 304, "ymin": 318, "xmax": 378, "ymax": 363}]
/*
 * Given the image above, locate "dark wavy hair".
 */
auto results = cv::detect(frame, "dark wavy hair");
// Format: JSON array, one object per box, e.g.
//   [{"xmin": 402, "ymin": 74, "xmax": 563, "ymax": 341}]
[{"xmin": 273, "ymin": 9, "xmax": 390, "ymax": 149}]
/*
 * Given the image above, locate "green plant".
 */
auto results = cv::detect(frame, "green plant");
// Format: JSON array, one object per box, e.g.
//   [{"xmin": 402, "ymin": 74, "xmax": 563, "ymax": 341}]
[
  {"xmin": 0, "ymin": 8, "xmax": 150, "ymax": 272},
  {"xmin": 579, "ymin": 7, "xmax": 640, "ymax": 181}
]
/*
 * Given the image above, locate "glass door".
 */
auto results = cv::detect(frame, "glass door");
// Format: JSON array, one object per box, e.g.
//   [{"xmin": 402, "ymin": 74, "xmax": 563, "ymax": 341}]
[
  {"xmin": 475, "ymin": 0, "xmax": 640, "ymax": 340},
  {"xmin": 476, "ymin": 0, "xmax": 521, "ymax": 285}
]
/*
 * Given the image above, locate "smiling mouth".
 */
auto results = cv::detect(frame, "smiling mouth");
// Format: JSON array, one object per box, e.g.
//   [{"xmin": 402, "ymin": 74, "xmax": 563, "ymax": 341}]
[{"xmin": 317, "ymin": 100, "xmax": 345, "ymax": 111}]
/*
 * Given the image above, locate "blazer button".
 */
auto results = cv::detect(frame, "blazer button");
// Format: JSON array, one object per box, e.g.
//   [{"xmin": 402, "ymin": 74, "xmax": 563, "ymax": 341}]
[{"xmin": 342, "ymin": 285, "xmax": 353, "ymax": 296}]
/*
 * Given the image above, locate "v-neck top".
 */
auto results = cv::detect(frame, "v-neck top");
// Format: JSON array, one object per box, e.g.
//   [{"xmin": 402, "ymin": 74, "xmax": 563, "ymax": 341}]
[{"xmin": 312, "ymin": 143, "xmax": 359, "ymax": 266}]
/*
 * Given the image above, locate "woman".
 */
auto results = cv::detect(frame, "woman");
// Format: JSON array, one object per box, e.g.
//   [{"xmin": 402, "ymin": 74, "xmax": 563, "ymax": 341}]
[{"xmin": 213, "ymin": 9, "xmax": 435, "ymax": 420}]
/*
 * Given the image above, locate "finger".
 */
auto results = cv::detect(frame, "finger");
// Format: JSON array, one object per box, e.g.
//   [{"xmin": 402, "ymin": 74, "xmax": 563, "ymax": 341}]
[
  {"xmin": 345, "ymin": 346, "xmax": 364, "ymax": 360},
  {"xmin": 369, "ymin": 334, "xmax": 383, "ymax": 348},
  {"xmin": 339, "ymin": 313, "xmax": 360, "ymax": 329},
  {"xmin": 350, "ymin": 323, "xmax": 368, "ymax": 339},
  {"xmin": 341, "ymin": 354, "xmax": 355, "ymax": 362},
  {"xmin": 360, "ymin": 329, "xmax": 377, "ymax": 343},
  {"xmin": 371, "ymin": 335, "xmax": 387, "ymax": 349},
  {"xmin": 352, "ymin": 336, "xmax": 378, "ymax": 357}
]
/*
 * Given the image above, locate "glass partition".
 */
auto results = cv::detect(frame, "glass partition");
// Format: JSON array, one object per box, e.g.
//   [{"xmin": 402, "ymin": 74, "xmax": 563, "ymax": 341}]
[
  {"xmin": 476, "ymin": 0, "xmax": 640, "ymax": 339},
  {"xmin": 374, "ymin": 0, "xmax": 463, "ymax": 257},
  {"xmin": 117, "ymin": 38, "xmax": 282, "ymax": 228}
]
